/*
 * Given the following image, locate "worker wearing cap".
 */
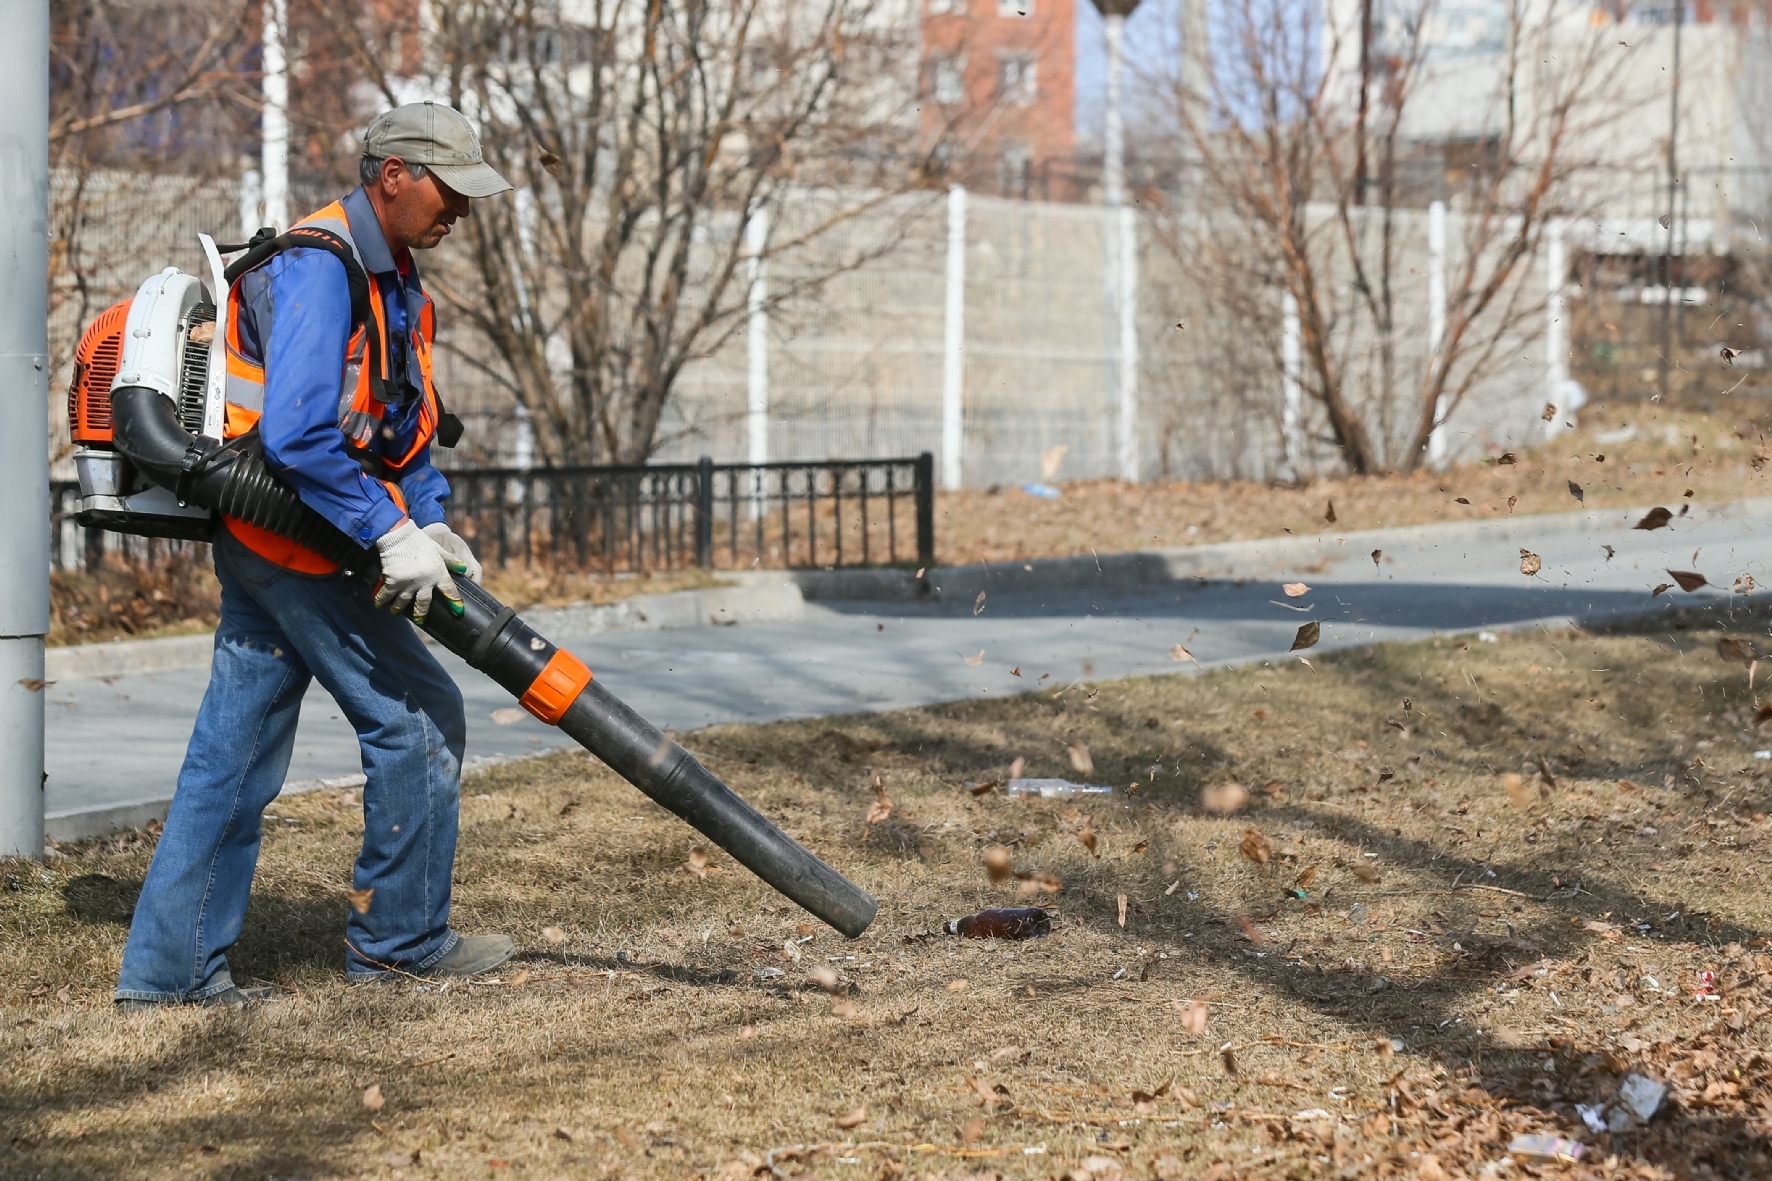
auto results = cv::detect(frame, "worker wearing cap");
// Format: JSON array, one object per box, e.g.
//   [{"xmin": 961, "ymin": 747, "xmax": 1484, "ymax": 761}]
[{"xmin": 116, "ymin": 103, "xmax": 517, "ymax": 1008}]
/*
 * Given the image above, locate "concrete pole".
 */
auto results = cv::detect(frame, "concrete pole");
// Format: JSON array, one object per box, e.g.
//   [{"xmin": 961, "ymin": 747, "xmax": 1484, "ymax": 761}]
[
  {"xmin": 1543, "ymin": 218, "xmax": 1568, "ymax": 440},
  {"xmin": 1115, "ymin": 205, "xmax": 1139, "ymax": 482},
  {"xmin": 240, "ymin": 166, "xmax": 263, "ymax": 238},
  {"xmin": 1280, "ymin": 291, "xmax": 1303, "ymax": 479},
  {"xmin": 262, "ymin": 0, "xmax": 290, "ymax": 231},
  {"xmin": 940, "ymin": 185, "xmax": 966, "ymax": 491},
  {"xmin": 1103, "ymin": 13, "xmax": 1127, "ymax": 210},
  {"xmin": 0, "ymin": 1, "xmax": 50, "ymax": 858},
  {"xmin": 1425, "ymin": 199, "xmax": 1450, "ymax": 464},
  {"xmin": 745, "ymin": 208, "xmax": 769, "ymax": 513}
]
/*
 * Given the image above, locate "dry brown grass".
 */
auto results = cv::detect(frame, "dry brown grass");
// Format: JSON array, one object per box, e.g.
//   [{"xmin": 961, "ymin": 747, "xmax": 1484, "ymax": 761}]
[
  {"xmin": 7, "ymin": 612, "xmax": 1772, "ymax": 1179},
  {"xmin": 935, "ymin": 397, "xmax": 1772, "ymax": 565}
]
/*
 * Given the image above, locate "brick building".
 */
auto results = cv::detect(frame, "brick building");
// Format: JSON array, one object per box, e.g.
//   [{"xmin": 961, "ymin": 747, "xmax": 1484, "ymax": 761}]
[{"xmin": 920, "ymin": 0, "xmax": 1080, "ymax": 200}]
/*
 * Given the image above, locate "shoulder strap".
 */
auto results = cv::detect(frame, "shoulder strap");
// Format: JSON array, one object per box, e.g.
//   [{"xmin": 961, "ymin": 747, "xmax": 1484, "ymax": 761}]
[{"xmin": 221, "ymin": 224, "xmax": 388, "ymax": 405}]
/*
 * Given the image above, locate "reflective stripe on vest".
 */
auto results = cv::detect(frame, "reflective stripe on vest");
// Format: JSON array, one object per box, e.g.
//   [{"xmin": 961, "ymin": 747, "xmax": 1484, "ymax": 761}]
[{"xmin": 220, "ymin": 199, "xmax": 441, "ymax": 573}]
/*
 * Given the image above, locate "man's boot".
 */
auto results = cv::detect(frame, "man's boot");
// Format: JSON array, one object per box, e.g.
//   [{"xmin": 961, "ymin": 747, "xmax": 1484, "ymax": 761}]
[{"xmin": 419, "ymin": 933, "xmax": 516, "ymax": 978}]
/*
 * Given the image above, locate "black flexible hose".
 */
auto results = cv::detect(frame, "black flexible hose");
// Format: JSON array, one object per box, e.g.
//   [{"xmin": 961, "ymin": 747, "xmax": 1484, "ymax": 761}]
[{"xmin": 110, "ymin": 386, "xmax": 878, "ymax": 937}]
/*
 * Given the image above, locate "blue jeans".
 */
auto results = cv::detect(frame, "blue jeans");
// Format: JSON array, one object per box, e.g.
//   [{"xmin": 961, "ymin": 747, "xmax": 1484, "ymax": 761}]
[{"xmin": 116, "ymin": 530, "xmax": 467, "ymax": 1001}]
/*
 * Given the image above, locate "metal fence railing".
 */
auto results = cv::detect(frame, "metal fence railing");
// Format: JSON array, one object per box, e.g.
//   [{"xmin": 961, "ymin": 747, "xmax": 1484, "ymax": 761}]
[{"xmin": 49, "ymin": 453, "xmax": 936, "ymax": 574}]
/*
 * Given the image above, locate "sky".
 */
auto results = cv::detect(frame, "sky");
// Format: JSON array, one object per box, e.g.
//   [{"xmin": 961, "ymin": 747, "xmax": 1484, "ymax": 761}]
[{"xmin": 1073, "ymin": 0, "xmax": 1189, "ymax": 144}]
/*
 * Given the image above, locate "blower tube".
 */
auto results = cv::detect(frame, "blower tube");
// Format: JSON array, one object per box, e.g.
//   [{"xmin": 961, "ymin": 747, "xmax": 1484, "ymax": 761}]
[{"xmin": 111, "ymin": 386, "xmax": 878, "ymax": 938}]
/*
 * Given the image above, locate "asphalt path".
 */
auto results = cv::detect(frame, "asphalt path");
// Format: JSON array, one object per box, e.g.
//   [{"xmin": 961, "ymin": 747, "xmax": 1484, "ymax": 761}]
[{"xmin": 44, "ymin": 501, "xmax": 1771, "ymax": 827}]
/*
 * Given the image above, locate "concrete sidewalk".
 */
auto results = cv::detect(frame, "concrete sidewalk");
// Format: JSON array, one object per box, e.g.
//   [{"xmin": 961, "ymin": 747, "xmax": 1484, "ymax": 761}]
[{"xmin": 43, "ymin": 498, "xmax": 1772, "ymax": 840}]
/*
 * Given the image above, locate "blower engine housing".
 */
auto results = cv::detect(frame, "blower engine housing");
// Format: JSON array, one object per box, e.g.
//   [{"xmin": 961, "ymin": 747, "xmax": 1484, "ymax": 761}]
[{"xmin": 72, "ymin": 240, "xmax": 232, "ymax": 541}]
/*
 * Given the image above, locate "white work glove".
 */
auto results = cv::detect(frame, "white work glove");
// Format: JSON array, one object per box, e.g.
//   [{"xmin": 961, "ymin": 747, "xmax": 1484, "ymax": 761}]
[
  {"xmin": 423, "ymin": 522, "xmax": 482, "ymax": 584},
  {"xmin": 373, "ymin": 518, "xmax": 460, "ymax": 623}
]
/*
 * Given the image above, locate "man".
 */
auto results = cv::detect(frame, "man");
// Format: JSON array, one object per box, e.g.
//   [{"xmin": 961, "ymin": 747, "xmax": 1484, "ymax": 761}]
[{"xmin": 116, "ymin": 103, "xmax": 515, "ymax": 1007}]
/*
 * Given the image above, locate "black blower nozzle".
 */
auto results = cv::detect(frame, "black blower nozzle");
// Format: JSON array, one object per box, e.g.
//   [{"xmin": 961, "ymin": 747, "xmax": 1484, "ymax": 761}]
[{"xmin": 110, "ymin": 386, "xmax": 878, "ymax": 938}]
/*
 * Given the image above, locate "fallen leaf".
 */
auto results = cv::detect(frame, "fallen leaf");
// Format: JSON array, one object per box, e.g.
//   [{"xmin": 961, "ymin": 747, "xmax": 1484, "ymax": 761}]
[
  {"xmin": 1635, "ymin": 506, "xmax": 1673, "ymax": 531},
  {"xmin": 963, "ymin": 649, "xmax": 985, "ymax": 666},
  {"xmin": 362, "ymin": 1083, "xmax": 385, "ymax": 1112},
  {"xmin": 613, "ymin": 1127, "xmax": 640, "ymax": 1151},
  {"xmin": 384, "ymin": 1151, "xmax": 416, "ymax": 1169},
  {"xmin": 947, "ymin": 979, "xmax": 970, "ymax": 992},
  {"xmin": 830, "ymin": 997, "xmax": 860, "ymax": 1019},
  {"xmin": 1282, "ymin": 582, "xmax": 1309, "ymax": 597},
  {"xmin": 983, "ymin": 844, "xmax": 1013, "ymax": 884},
  {"xmin": 967, "ymin": 1075, "xmax": 1001, "ymax": 1109},
  {"xmin": 1294, "ymin": 865, "xmax": 1318, "ymax": 889},
  {"xmin": 1117, "ymin": 893, "xmax": 1128, "ymax": 928},
  {"xmin": 960, "ymin": 1117, "xmax": 985, "ymax": 1144},
  {"xmin": 1202, "ymin": 783, "xmax": 1248, "ymax": 813},
  {"xmin": 346, "ymin": 887, "xmax": 374, "ymax": 915},
  {"xmin": 686, "ymin": 847, "xmax": 710, "ymax": 878},
  {"xmin": 1169, "ymin": 643, "xmax": 1196, "ymax": 662},
  {"xmin": 1239, "ymin": 828, "xmax": 1273, "ymax": 865},
  {"xmin": 1567, "ymin": 480, "xmax": 1584, "ymax": 502},
  {"xmin": 510, "ymin": 971, "xmax": 531, "ymax": 986},
  {"xmin": 542, "ymin": 925, "xmax": 567, "ymax": 944},
  {"xmin": 1352, "ymin": 863, "xmax": 1380, "ymax": 883},
  {"xmin": 1067, "ymin": 743, "xmax": 1094, "ymax": 775},
  {"xmin": 1324, "ymin": 500, "xmax": 1337, "ymax": 524},
  {"xmin": 490, "ymin": 707, "xmax": 526, "ymax": 725},
  {"xmin": 1667, "ymin": 569, "xmax": 1708, "ymax": 592},
  {"xmin": 1290, "ymin": 621, "xmax": 1320, "ymax": 651},
  {"xmin": 1176, "ymin": 999, "xmax": 1209, "ymax": 1035},
  {"xmin": 973, "ymin": 590, "xmax": 987, "ymax": 616},
  {"xmin": 1502, "ymin": 773, "xmax": 1532, "ymax": 808},
  {"xmin": 1520, "ymin": 549, "xmax": 1542, "ymax": 577}
]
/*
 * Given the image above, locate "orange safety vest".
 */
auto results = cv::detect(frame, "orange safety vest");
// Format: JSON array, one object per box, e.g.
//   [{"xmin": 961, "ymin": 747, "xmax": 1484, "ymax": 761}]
[{"xmin": 220, "ymin": 200, "xmax": 442, "ymax": 573}]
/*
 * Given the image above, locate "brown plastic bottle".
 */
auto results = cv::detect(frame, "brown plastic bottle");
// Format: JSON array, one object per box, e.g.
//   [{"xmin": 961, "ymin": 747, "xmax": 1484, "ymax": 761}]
[{"xmin": 944, "ymin": 907, "xmax": 1051, "ymax": 940}]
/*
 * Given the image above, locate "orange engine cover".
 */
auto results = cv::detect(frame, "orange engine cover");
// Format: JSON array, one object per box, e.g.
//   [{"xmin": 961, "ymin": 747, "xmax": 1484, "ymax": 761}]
[{"xmin": 68, "ymin": 300, "xmax": 131, "ymax": 445}]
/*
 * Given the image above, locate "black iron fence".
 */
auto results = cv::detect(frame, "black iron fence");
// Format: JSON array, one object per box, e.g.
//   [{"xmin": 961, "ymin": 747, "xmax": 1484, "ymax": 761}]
[{"xmin": 49, "ymin": 454, "xmax": 936, "ymax": 573}]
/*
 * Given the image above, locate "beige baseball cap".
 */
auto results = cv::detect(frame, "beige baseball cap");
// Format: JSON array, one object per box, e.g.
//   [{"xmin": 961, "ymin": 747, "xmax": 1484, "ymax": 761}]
[{"xmin": 362, "ymin": 102, "xmax": 513, "ymax": 199}]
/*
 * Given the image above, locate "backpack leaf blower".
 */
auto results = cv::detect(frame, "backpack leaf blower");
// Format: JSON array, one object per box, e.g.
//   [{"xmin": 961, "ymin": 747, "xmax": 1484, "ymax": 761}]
[{"xmin": 69, "ymin": 236, "xmax": 878, "ymax": 939}]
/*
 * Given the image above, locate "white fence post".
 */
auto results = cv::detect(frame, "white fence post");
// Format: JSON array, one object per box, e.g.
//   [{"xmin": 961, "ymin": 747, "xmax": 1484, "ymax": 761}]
[
  {"xmin": 261, "ymin": 0, "xmax": 289, "ymax": 231},
  {"xmin": 745, "ymin": 208, "xmax": 769, "ymax": 513},
  {"xmin": 1116, "ymin": 205, "xmax": 1140, "ymax": 482},
  {"xmin": 1543, "ymin": 219, "xmax": 1570, "ymax": 439},
  {"xmin": 1280, "ymin": 291, "xmax": 1303, "ymax": 478},
  {"xmin": 941, "ymin": 185, "xmax": 967, "ymax": 491},
  {"xmin": 1425, "ymin": 200, "xmax": 1450, "ymax": 464}
]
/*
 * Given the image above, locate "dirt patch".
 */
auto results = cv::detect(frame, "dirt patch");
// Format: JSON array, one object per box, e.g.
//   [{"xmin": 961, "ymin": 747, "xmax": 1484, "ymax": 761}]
[
  {"xmin": 6, "ymin": 618, "xmax": 1772, "ymax": 1177},
  {"xmin": 935, "ymin": 396, "xmax": 1772, "ymax": 565}
]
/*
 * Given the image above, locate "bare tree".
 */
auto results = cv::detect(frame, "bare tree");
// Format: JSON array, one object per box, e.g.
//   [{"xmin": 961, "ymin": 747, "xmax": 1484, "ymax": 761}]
[
  {"xmin": 326, "ymin": 0, "xmax": 926, "ymax": 465},
  {"xmin": 1157, "ymin": 0, "xmax": 1634, "ymax": 476}
]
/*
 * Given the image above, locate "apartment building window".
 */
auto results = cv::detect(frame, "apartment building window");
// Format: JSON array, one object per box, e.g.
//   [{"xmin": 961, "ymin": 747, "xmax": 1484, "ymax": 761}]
[
  {"xmin": 932, "ymin": 56, "xmax": 966, "ymax": 106},
  {"xmin": 999, "ymin": 144, "xmax": 1032, "ymax": 198},
  {"xmin": 998, "ymin": 0, "xmax": 1032, "ymax": 14},
  {"xmin": 929, "ymin": 0, "xmax": 965, "ymax": 14},
  {"xmin": 997, "ymin": 53, "xmax": 1037, "ymax": 106}
]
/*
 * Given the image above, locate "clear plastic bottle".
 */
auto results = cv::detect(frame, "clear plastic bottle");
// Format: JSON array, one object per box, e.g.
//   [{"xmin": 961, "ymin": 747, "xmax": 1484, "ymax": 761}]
[{"xmin": 1005, "ymin": 778, "xmax": 1113, "ymax": 799}]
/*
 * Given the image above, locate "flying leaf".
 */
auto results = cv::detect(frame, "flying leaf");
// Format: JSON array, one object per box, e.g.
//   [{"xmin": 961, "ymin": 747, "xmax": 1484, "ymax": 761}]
[
  {"xmin": 1239, "ymin": 828, "xmax": 1273, "ymax": 865},
  {"xmin": 1722, "ymin": 345, "xmax": 1742, "ymax": 364},
  {"xmin": 16, "ymin": 678, "xmax": 54, "ymax": 692},
  {"xmin": 1497, "ymin": 452, "xmax": 1517, "ymax": 465},
  {"xmin": 1176, "ymin": 999, "xmax": 1209, "ymax": 1035},
  {"xmin": 1324, "ymin": 500, "xmax": 1337, "ymax": 524},
  {"xmin": 1520, "ymin": 549, "xmax": 1542, "ymax": 577},
  {"xmin": 1010, "ymin": 666, "xmax": 1021, "ymax": 676},
  {"xmin": 968, "ymin": 1076, "xmax": 1001, "ymax": 1110},
  {"xmin": 1652, "ymin": 581, "xmax": 1672, "ymax": 597},
  {"xmin": 1352, "ymin": 863, "xmax": 1380, "ymax": 883},
  {"xmin": 686, "ymin": 847, "xmax": 710, "ymax": 878},
  {"xmin": 831, "ymin": 997, "xmax": 861, "ymax": 1019},
  {"xmin": 973, "ymin": 591, "xmax": 987, "ymax": 616},
  {"xmin": 542, "ymin": 925, "xmax": 567, "ymax": 944},
  {"xmin": 1371, "ymin": 548, "xmax": 1382, "ymax": 568},
  {"xmin": 1015, "ymin": 871, "xmax": 1063, "ymax": 895},
  {"xmin": 809, "ymin": 965, "xmax": 841, "ymax": 993},
  {"xmin": 865, "ymin": 786, "xmax": 894, "ymax": 827},
  {"xmin": 1202, "ymin": 782, "xmax": 1248, "ymax": 814},
  {"xmin": 490, "ymin": 707, "xmax": 526, "ymax": 725},
  {"xmin": 1295, "ymin": 865, "xmax": 1318, "ymax": 889},
  {"xmin": 1718, "ymin": 637, "xmax": 1758, "ymax": 665},
  {"xmin": 346, "ymin": 887, "xmax": 374, "ymax": 915},
  {"xmin": 1117, "ymin": 893, "xmax": 1128, "ymax": 928},
  {"xmin": 835, "ymin": 1105, "xmax": 868, "ymax": 1129},
  {"xmin": 1502, "ymin": 773, "xmax": 1532, "ymax": 808},
  {"xmin": 1077, "ymin": 816, "xmax": 1098, "ymax": 857},
  {"xmin": 1235, "ymin": 914, "xmax": 1267, "ymax": 944},
  {"xmin": 1541, "ymin": 402, "xmax": 1557, "ymax": 422},
  {"xmin": 1282, "ymin": 582, "xmax": 1310, "ymax": 597},
  {"xmin": 537, "ymin": 147, "xmax": 564, "ymax": 176},
  {"xmin": 1067, "ymin": 743, "xmax": 1094, "ymax": 775},
  {"xmin": 983, "ymin": 844, "xmax": 1013, "ymax": 884},
  {"xmin": 963, "ymin": 649, "xmax": 985, "ymax": 666},
  {"xmin": 1170, "ymin": 643, "xmax": 1197, "ymax": 662},
  {"xmin": 1668, "ymin": 570, "xmax": 1708, "ymax": 592},
  {"xmin": 1567, "ymin": 480, "xmax": 1584, "ymax": 503},
  {"xmin": 1008, "ymin": 756, "xmax": 1026, "ymax": 780},
  {"xmin": 1635, "ymin": 507, "xmax": 1673, "ymax": 531},
  {"xmin": 1290, "ymin": 622, "xmax": 1320, "ymax": 651},
  {"xmin": 1454, "ymin": 497, "xmax": 1470, "ymax": 505},
  {"xmin": 362, "ymin": 1083, "xmax": 385, "ymax": 1112}
]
